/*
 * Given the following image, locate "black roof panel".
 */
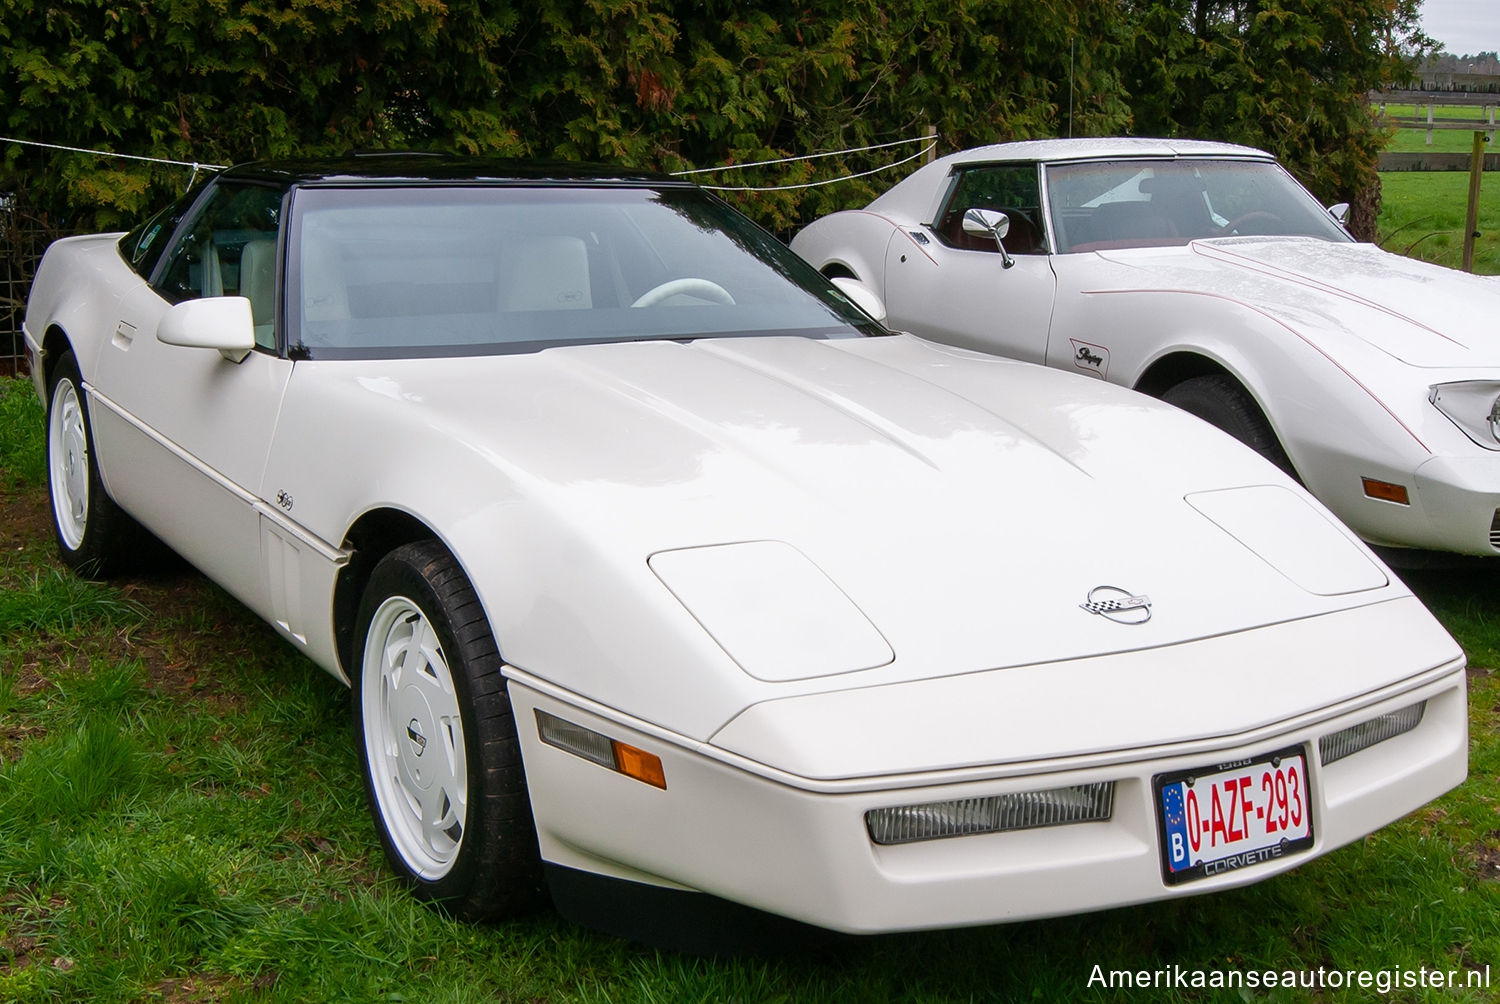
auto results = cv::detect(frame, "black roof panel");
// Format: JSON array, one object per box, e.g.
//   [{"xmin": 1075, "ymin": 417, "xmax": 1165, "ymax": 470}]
[{"xmin": 220, "ymin": 154, "xmax": 684, "ymax": 188}]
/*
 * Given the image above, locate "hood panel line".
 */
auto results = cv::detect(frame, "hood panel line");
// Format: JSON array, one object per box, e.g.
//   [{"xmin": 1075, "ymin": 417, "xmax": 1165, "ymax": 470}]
[
  {"xmin": 1081, "ymin": 287, "xmax": 1431, "ymax": 454},
  {"xmin": 1191, "ymin": 241, "xmax": 1464, "ymax": 347}
]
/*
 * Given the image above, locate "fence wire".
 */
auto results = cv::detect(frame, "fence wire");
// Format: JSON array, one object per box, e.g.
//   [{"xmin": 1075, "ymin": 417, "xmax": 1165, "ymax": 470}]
[{"xmin": 0, "ymin": 192, "xmax": 51, "ymax": 376}]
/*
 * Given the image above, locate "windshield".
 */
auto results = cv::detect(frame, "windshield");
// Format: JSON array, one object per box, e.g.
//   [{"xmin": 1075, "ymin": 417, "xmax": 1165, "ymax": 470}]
[
  {"xmin": 1045, "ymin": 158, "xmax": 1351, "ymax": 253},
  {"xmin": 288, "ymin": 185, "xmax": 883, "ymax": 358}
]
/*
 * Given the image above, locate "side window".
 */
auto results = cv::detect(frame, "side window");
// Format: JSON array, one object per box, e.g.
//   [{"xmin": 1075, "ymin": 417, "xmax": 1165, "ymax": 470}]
[
  {"xmin": 932, "ymin": 164, "xmax": 1047, "ymax": 255},
  {"xmin": 118, "ymin": 185, "xmax": 204, "ymax": 280},
  {"xmin": 157, "ymin": 183, "xmax": 283, "ymax": 351}
]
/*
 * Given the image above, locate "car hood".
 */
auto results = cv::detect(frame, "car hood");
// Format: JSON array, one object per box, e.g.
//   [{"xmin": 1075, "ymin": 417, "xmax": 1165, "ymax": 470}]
[
  {"xmin": 1099, "ymin": 238, "xmax": 1500, "ymax": 368},
  {"xmin": 288, "ymin": 334, "xmax": 1403, "ymax": 739}
]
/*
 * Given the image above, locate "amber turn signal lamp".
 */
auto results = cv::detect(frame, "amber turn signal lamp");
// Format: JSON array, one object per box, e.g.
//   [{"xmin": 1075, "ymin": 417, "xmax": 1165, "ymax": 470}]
[
  {"xmin": 536, "ymin": 709, "xmax": 667, "ymax": 789},
  {"xmin": 1361, "ymin": 478, "xmax": 1409, "ymax": 505},
  {"xmin": 612, "ymin": 742, "xmax": 667, "ymax": 789}
]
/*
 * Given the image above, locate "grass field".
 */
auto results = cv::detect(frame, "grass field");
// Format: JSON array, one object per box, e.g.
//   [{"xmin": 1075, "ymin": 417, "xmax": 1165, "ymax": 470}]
[
  {"xmin": 1378, "ymin": 169, "xmax": 1500, "ymax": 274},
  {"xmin": 1, "ymin": 370, "xmax": 1497, "ymax": 1003},
  {"xmin": 1375, "ymin": 100, "xmax": 1498, "ymax": 275}
]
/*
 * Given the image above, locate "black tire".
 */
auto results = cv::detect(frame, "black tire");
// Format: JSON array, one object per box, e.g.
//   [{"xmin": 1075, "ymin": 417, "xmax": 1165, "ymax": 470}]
[
  {"xmin": 45, "ymin": 351, "xmax": 150, "ymax": 577},
  {"xmin": 1161, "ymin": 373, "xmax": 1297, "ymax": 477},
  {"xmin": 352, "ymin": 540, "xmax": 544, "ymax": 919}
]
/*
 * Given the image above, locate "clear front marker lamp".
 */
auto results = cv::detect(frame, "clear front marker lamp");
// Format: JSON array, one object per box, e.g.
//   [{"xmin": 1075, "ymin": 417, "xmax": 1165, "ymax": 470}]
[
  {"xmin": 535, "ymin": 710, "xmax": 667, "ymax": 789},
  {"xmin": 1319, "ymin": 702, "xmax": 1425, "ymax": 765},
  {"xmin": 866, "ymin": 782, "xmax": 1115, "ymax": 845},
  {"xmin": 1429, "ymin": 382, "xmax": 1500, "ymax": 450}
]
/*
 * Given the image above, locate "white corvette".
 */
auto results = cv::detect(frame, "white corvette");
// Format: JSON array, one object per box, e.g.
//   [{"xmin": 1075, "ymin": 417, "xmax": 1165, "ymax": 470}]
[
  {"xmin": 791, "ymin": 137, "xmax": 1500, "ymax": 559},
  {"xmin": 24, "ymin": 157, "xmax": 1466, "ymax": 947}
]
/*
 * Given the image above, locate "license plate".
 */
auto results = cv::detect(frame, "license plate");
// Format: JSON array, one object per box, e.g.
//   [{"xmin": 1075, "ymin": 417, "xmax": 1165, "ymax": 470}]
[{"xmin": 1155, "ymin": 745, "xmax": 1314, "ymax": 885}]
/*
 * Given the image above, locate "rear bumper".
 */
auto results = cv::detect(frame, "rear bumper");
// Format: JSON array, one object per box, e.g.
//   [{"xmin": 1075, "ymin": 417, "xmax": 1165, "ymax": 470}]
[{"xmin": 507, "ymin": 634, "xmax": 1466, "ymax": 934}]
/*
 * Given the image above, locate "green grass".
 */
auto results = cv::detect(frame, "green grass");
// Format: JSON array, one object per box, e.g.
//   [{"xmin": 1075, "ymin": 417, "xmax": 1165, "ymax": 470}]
[
  {"xmin": 1378, "ymin": 170, "xmax": 1500, "ymax": 275},
  {"xmin": 2, "ymin": 357, "xmax": 1498, "ymax": 1004},
  {"xmin": 0, "ymin": 569, "xmax": 145, "ymax": 634},
  {"xmin": 0, "ymin": 375, "xmax": 45, "ymax": 491}
]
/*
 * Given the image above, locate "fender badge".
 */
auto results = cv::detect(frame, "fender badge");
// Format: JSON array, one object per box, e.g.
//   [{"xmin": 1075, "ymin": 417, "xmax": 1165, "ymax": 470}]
[
  {"xmin": 1081, "ymin": 585, "xmax": 1152, "ymax": 625},
  {"xmin": 1069, "ymin": 338, "xmax": 1110, "ymax": 379}
]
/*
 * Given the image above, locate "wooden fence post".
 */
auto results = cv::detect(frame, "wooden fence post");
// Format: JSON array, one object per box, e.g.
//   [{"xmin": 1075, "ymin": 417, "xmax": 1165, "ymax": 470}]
[{"xmin": 1464, "ymin": 130, "xmax": 1484, "ymax": 273}]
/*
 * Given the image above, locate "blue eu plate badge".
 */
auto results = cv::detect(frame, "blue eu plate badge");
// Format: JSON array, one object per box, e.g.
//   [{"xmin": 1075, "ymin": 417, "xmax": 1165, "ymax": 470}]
[{"xmin": 1161, "ymin": 783, "xmax": 1191, "ymax": 871}]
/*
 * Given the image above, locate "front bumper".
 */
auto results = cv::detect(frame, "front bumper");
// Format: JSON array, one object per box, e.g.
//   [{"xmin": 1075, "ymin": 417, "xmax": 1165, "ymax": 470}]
[
  {"xmin": 506, "ymin": 607, "xmax": 1467, "ymax": 934},
  {"xmin": 1336, "ymin": 453, "xmax": 1500, "ymax": 556},
  {"xmin": 1410, "ymin": 455, "xmax": 1500, "ymax": 555}
]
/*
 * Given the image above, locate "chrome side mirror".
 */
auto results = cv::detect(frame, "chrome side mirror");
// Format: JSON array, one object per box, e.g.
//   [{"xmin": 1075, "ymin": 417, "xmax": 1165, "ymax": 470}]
[
  {"xmin": 1327, "ymin": 202, "xmax": 1351, "ymax": 225},
  {"xmin": 962, "ymin": 208, "xmax": 1015, "ymax": 269}
]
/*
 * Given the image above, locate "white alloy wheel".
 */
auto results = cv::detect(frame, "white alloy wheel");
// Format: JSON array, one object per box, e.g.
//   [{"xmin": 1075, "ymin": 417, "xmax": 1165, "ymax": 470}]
[
  {"xmin": 361, "ymin": 594, "xmax": 469, "ymax": 880},
  {"xmin": 353, "ymin": 540, "xmax": 543, "ymax": 918},
  {"xmin": 48, "ymin": 376, "xmax": 90, "ymax": 550}
]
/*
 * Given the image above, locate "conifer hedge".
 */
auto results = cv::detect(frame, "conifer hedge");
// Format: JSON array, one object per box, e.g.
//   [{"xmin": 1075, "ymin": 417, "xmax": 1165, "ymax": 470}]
[{"xmin": 1, "ymin": 0, "xmax": 1428, "ymax": 239}]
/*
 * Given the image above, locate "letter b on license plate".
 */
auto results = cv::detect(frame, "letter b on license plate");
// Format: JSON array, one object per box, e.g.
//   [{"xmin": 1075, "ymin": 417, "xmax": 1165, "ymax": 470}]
[{"xmin": 1155, "ymin": 746, "xmax": 1314, "ymax": 885}]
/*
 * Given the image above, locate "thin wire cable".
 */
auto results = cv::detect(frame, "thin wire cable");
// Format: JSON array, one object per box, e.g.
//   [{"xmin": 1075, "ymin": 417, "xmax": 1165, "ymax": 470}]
[
  {"xmin": 1, "ymin": 132, "xmax": 935, "ymax": 193},
  {"xmin": 670, "ymin": 134, "xmax": 934, "ymax": 177},
  {"xmin": 691, "ymin": 140, "xmax": 937, "ymax": 192},
  {"xmin": 0, "ymin": 136, "xmax": 227, "ymax": 171}
]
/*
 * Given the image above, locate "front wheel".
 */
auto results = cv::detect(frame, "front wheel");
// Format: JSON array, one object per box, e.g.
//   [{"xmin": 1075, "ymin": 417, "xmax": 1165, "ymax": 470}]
[
  {"xmin": 352, "ymin": 541, "xmax": 543, "ymax": 919},
  {"xmin": 1161, "ymin": 373, "xmax": 1297, "ymax": 477}
]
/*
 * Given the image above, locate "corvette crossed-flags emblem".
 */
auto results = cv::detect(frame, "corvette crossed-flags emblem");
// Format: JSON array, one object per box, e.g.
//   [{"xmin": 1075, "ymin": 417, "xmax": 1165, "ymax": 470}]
[{"xmin": 1080, "ymin": 586, "xmax": 1152, "ymax": 624}]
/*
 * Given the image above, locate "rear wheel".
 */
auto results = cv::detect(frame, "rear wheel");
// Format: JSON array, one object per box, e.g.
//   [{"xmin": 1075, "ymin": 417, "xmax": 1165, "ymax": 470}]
[
  {"xmin": 46, "ymin": 351, "xmax": 148, "ymax": 577},
  {"xmin": 352, "ymin": 540, "xmax": 543, "ymax": 919},
  {"xmin": 1161, "ymin": 373, "xmax": 1297, "ymax": 477}
]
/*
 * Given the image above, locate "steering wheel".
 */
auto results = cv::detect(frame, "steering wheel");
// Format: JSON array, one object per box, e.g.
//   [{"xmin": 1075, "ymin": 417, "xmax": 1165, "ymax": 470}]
[
  {"xmin": 1222, "ymin": 211, "xmax": 1283, "ymax": 236},
  {"xmin": 630, "ymin": 278, "xmax": 735, "ymax": 308}
]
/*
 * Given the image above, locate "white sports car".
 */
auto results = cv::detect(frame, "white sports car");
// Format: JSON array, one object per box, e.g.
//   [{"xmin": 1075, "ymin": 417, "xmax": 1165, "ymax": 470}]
[
  {"xmin": 23, "ymin": 157, "xmax": 1466, "ymax": 947},
  {"xmin": 791, "ymin": 137, "xmax": 1500, "ymax": 559}
]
